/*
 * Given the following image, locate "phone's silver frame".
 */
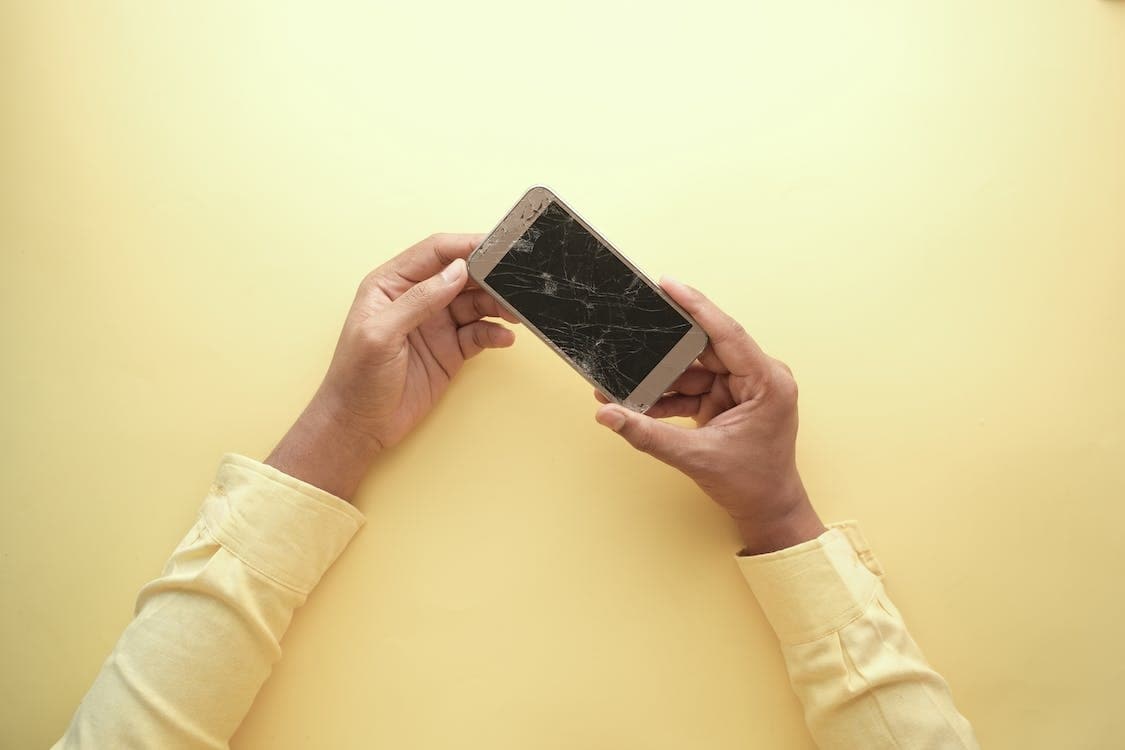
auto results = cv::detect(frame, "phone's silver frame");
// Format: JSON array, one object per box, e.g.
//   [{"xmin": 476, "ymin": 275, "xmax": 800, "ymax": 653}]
[{"xmin": 468, "ymin": 185, "xmax": 708, "ymax": 413}]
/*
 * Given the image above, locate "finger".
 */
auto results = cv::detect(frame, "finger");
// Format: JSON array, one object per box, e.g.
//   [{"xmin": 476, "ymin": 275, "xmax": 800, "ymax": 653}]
[
  {"xmin": 666, "ymin": 365, "xmax": 716, "ymax": 396},
  {"xmin": 644, "ymin": 394, "xmax": 703, "ymax": 419},
  {"xmin": 697, "ymin": 344, "xmax": 728, "ymax": 375},
  {"xmin": 593, "ymin": 389, "xmax": 611, "ymax": 404},
  {"xmin": 457, "ymin": 320, "xmax": 515, "ymax": 359},
  {"xmin": 595, "ymin": 404, "xmax": 695, "ymax": 468},
  {"xmin": 695, "ymin": 376, "xmax": 737, "ymax": 424},
  {"xmin": 660, "ymin": 277, "xmax": 770, "ymax": 379},
  {"xmin": 381, "ymin": 258, "xmax": 469, "ymax": 335},
  {"xmin": 376, "ymin": 233, "xmax": 485, "ymax": 292},
  {"xmin": 449, "ymin": 289, "xmax": 520, "ymax": 326}
]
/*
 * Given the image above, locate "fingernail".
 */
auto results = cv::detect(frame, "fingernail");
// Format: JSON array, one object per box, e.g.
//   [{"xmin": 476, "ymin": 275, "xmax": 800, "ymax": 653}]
[
  {"xmin": 441, "ymin": 258, "xmax": 465, "ymax": 283},
  {"xmin": 661, "ymin": 275, "xmax": 682, "ymax": 290},
  {"xmin": 596, "ymin": 406, "xmax": 627, "ymax": 432}
]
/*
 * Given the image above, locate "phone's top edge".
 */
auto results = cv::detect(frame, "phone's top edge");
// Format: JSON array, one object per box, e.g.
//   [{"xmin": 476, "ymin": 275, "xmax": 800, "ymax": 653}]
[
  {"xmin": 468, "ymin": 186, "xmax": 556, "ymax": 283},
  {"xmin": 520, "ymin": 184, "xmax": 558, "ymax": 204}
]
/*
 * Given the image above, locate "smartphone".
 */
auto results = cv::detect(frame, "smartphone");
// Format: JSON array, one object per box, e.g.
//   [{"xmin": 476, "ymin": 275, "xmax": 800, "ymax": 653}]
[{"xmin": 468, "ymin": 186, "xmax": 708, "ymax": 413}]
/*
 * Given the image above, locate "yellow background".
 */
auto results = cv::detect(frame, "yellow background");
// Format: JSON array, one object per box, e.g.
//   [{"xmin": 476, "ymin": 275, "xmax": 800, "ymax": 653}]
[{"xmin": 2, "ymin": 2, "xmax": 1123, "ymax": 748}]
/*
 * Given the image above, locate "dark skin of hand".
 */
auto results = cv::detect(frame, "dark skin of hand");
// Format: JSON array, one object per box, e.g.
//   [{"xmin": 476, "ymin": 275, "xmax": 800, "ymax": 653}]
[{"xmin": 268, "ymin": 236, "xmax": 823, "ymax": 555}]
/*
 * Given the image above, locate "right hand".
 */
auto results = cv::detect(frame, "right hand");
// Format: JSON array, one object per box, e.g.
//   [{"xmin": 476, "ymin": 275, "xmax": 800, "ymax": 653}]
[
  {"xmin": 594, "ymin": 277, "xmax": 825, "ymax": 555},
  {"xmin": 266, "ymin": 233, "xmax": 517, "ymax": 500}
]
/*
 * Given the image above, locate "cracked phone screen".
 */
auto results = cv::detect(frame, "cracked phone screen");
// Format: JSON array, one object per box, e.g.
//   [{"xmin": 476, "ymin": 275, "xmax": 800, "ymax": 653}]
[{"xmin": 484, "ymin": 201, "xmax": 692, "ymax": 401}]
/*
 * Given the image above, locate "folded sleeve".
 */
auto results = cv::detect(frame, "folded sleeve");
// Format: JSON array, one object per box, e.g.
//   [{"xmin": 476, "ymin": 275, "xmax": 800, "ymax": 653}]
[
  {"xmin": 53, "ymin": 454, "xmax": 365, "ymax": 750},
  {"xmin": 737, "ymin": 522, "xmax": 979, "ymax": 750}
]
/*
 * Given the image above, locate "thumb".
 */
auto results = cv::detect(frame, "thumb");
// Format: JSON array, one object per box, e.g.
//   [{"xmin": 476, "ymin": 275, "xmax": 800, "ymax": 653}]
[
  {"xmin": 595, "ymin": 404, "xmax": 692, "ymax": 469},
  {"xmin": 382, "ymin": 258, "xmax": 468, "ymax": 334}
]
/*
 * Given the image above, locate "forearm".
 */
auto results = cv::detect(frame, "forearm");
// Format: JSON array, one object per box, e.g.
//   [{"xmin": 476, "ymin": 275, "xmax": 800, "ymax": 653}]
[
  {"xmin": 265, "ymin": 390, "xmax": 381, "ymax": 502},
  {"xmin": 55, "ymin": 456, "xmax": 364, "ymax": 749},
  {"xmin": 738, "ymin": 523, "xmax": 979, "ymax": 749}
]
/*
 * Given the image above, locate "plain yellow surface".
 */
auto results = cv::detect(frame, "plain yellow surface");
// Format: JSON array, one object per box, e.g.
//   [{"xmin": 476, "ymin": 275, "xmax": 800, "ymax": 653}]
[{"xmin": 2, "ymin": 3, "xmax": 1123, "ymax": 748}]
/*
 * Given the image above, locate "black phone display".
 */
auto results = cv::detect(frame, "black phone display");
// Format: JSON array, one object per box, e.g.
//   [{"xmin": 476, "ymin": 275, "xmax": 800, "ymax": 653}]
[{"xmin": 483, "ymin": 201, "xmax": 692, "ymax": 401}]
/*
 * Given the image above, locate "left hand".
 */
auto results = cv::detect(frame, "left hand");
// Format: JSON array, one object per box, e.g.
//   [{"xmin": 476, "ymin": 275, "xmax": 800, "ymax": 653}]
[
  {"xmin": 266, "ymin": 233, "xmax": 518, "ymax": 500},
  {"xmin": 592, "ymin": 278, "xmax": 824, "ymax": 554}
]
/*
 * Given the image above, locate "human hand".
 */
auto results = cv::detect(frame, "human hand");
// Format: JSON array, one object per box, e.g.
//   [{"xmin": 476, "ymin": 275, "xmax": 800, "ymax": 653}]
[
  {"xmin": 266, "ymin": 233, "xmax": 518, "ymax": 500},
  {"xmin": 594, "ymin": 278, "xmax": 824, "ymax": 555}
]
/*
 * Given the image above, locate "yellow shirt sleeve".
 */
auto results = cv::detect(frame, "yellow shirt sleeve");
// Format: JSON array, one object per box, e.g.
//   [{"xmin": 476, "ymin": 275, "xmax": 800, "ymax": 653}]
[
  {"xmin": 737, "ymin": 522, "xmax": 980, "ymax": 749},
  {"xmin": 52, "ymin": 454, "xmax": 365, "ymax": 750},
  {"xmin": 54, "ymin": 456, "xmax": 977, "ymax": 749}
]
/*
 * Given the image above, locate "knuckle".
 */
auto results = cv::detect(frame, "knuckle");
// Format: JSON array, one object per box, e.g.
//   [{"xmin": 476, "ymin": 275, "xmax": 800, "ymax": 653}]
[
  {"xmin": 712, "ymin": 315, "xmax": 746, "ymax": 344},
  {"xmin": 426, "ymin": 232, "xmax": 454, "ymax": 256},
  {"xmin": 358, "ymin": 270, "xmax": 382, "ymax": 295},
  {"xmin": 629, "ymin": 423, "xmax": 655, "ymax": 454},
  {"xmin": 404, "ymin": 279, "xmax": 437, "ymax": 308},
  {"xmin": 356, "ymin": 322, "xmax": 389, "ymax": 351},
  {"xmin": 725, "ymin": 317, "xmax": 747, "ymax": 340},
  {"xmin": 473, "ymin": 291, "xmax": 490, "ymax": 317},
  {"xmin": 769, "ymin": 364, "xmax": 799, "ymax": 406}
]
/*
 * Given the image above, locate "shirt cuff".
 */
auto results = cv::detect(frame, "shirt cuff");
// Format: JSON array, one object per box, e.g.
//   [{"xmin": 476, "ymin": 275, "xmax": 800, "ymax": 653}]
[
  {"xmin": 199, "ymin": 453, "xmax": 366, "ymax": 595},
  {"xmin": 736, "ymin": 521, "xmax": 885, "ymax": 645}
]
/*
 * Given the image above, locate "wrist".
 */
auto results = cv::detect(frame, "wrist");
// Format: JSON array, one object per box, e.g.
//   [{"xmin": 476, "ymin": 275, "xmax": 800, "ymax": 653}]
[
  {"xmin": 309, "ymin": 386, "xmax": 385, "ymax": 457},
  {"xmin": 265, "ymin": 394, "xmax": 381, "ymax": 502},
  {"xmin": 733, "ymin": 480, "xmax": 826, "ymax": 556}
]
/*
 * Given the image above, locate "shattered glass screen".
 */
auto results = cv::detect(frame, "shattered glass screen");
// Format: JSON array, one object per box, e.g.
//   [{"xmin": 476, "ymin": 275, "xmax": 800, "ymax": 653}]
[{"xmin": 484, "ymin": 201, "xmax": 692, "ymax": 400}]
